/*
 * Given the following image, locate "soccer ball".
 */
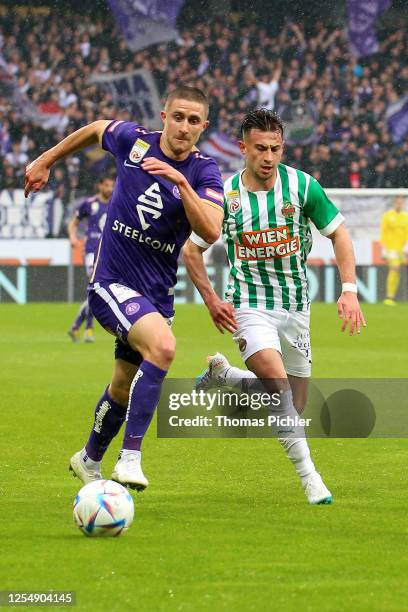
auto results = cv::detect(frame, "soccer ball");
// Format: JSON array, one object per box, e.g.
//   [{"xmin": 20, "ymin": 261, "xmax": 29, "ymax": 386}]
[{"xmin": 73, "ymin": 479, "xmax": 134, "ymax": 537}]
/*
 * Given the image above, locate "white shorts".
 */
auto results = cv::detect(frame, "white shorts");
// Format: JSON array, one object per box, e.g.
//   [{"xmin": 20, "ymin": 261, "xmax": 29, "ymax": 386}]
[
  {"xmin": 84, "ymin": 252, "xmax": 95, "ymax": 279},
  {"xmin": 233, "ymin": 308, "xmax": 311, "ymax": 378}
]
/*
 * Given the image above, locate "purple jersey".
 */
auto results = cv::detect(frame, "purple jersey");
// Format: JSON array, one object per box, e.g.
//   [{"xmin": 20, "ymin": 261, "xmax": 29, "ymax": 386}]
[
  {"xmin": 91, "ymin": 120, "xmax": 224, "ymax": 317},
  {"xmin": 75, "ymin": 196, "xmax": 108, "ymax": 255}
]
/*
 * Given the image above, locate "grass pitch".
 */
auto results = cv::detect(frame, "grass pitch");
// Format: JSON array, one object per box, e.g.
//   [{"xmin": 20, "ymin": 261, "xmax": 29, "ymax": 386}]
[{"xmin": 1, "ymin": 303, "xmax": 407, "ymax": 611}]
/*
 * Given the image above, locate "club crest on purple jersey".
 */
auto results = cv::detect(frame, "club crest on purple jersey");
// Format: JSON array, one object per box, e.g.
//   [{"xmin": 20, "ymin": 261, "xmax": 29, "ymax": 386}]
[
  {"xmin": 125, "ymin": 302, "xmax": 140, "ymax": 316},
  {"xmin": 172, "ymin": 185, "xmax": 181, "ymax": 199}
]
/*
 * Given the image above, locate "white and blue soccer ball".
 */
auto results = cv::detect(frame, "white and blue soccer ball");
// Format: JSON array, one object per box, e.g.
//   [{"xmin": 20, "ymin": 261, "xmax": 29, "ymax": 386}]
[{"xmin": 73, "ymin": 480, "xmax": 134, "ymax": 537}]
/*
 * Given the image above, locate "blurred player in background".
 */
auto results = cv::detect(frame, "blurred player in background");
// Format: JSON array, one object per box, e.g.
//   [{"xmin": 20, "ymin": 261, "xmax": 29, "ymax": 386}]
[
  {"xmin": 380, "ymin": 195, "xmax": 408, "ymax": 306},
  {"xmin": 184, "ymin": 109, "xmax": 366, "ymax": 505},
  {"xmin": 25, "ymin": 85, "xmax": 224, "ymax": 491},
  {"xmin": 67, "ymin": 177, "xmax": 114, "ymax": 342}
]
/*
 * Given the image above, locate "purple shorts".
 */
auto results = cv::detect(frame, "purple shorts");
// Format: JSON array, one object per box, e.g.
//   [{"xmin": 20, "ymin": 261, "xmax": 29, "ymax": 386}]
[{"xmin": 88, "ymin": 281, "xmax": 172, "ymax": 366}]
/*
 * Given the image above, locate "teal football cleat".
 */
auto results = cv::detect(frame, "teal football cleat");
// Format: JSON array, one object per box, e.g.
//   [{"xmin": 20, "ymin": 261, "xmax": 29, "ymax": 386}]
[
  {"xmin": 195, "ymin": 353, "xmax": 230, "ymax": 392},
  {"xmin": 303, "ymin": 471, "xmax": 333, "ymax": 505}
]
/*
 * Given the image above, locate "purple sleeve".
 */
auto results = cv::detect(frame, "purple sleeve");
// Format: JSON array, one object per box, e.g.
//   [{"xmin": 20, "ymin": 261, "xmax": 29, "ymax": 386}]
[
  {"xmin": 75, "ymin": 200, "xmax": 89, "ymax": 221},
  {"xmin": 102, "ymin": 120, "xmax": 140, "ymax": 158},
  {"xmin": 194, "ymin": 157, "xmax": 224, "ymax": 209}
]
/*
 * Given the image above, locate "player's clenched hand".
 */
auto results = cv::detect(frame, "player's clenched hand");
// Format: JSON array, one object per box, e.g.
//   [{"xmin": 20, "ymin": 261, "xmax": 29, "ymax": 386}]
[
  {"xmin": 141, "ymin": 157, "xmax": 185, "ymax": 185},
  {"xmin": 206, "ymin": 296, "xmax": 237, "ymax": 334},
  {"xmin": 24, "ymin": 157, "xmax": 50, "ymax": 198},
  {"xmin": 337, "ymin": 292, "xmax": 366, "ymax": 336}
]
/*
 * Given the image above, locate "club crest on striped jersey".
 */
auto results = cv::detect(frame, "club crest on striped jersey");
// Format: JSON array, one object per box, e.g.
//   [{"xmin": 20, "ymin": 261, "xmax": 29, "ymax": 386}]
[
  {"xmin": 226, "ymin": 190, "xmax": 241, "ymax": 213},
  {"xmin": 282, "ymin": 201, "xmax": 295, "ymax": 218},
  {"xmin": 129, "ymin": 138, "xmax": 150, "ymax": 163}
]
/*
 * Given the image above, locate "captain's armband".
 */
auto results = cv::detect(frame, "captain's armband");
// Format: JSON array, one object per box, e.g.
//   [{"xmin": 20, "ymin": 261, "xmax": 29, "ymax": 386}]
[{"xmin": 190, "ymin": 232, "xmax": 212, "ymax": 250}]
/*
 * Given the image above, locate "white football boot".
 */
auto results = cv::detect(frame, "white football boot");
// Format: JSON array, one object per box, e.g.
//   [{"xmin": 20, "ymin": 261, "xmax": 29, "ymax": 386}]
[
  {"xmin": 195, "ymin": 353, "xmax": 231, "ymax": 391},
  {"xmin": 303, "ymin": 471, "xmax": 333, "ymax": 505},
  {"xmin": 69, "ymin": 450, "xmax": 102, "ymax": 483},
  {"xmin": 111, "ymin": 451, "xmax": 149, "ymax": 491}
]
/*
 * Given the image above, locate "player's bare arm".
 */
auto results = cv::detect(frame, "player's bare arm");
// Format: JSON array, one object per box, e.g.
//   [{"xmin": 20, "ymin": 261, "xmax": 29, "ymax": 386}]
[
  {"xmin": 141, "ymin": 156, "xmax": 223, "ymax": 244},
  {"xmin": 329, "ymin": 223, "xmax": 366, "ymax": 336},
  {"xmin": 67, "ymin": 217, "xmax": 80, "ymax": 248},
  {"xmin": 183, "ymin": 238, "xmax": 237, "ymax": 334},
  {"xmin": 24, "ymin": 119, "xmax": 111, "ymax": 198}
]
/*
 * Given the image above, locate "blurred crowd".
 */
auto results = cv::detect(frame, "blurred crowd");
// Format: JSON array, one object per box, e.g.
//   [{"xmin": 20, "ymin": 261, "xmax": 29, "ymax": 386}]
[{"xmin": 0, "ymin": 8, "xmax": 407, "ymax": 203}]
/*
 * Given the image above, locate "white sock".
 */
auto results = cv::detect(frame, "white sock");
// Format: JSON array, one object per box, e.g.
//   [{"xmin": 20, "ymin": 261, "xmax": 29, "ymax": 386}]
[
  {"xmin": 223, "ymin": 372, "xmax": 316, "ymax": 480},
  {"xmin": 279, "ymin": 438, "xmax": 316, "ymax": 484},
  {"xmin": 224, "ymin": 366, "xmax": 257, "ymax": 390},
  {"xmin": 80, "ymin": 448, "xmax": 101, "ymax": 469},
  {"xmin": 272, "ymin": 390, "xmax": 316, "ymax": 482}
]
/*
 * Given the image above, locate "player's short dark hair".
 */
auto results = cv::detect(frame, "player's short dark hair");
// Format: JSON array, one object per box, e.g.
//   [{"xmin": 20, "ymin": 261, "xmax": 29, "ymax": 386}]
[
  {"xmin": 241, "ymin": 109, "xmax": 284, "ymax": 139},
  {"xmin": 165, "ymin": 85, "xmax": 209, "ymax": 117}
]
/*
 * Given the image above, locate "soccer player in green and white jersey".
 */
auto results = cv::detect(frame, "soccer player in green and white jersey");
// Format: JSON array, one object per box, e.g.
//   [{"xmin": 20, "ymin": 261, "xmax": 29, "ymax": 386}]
[{"xmin": 183, "ymin": 109, "xmax": 366, "ymax": 505}]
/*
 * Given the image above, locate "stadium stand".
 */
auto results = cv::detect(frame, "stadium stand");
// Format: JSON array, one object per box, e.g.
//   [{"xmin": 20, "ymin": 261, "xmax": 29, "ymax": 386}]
[{"xmin": 0, "ymin": 5, "xmax": 407, "ymax": 207}]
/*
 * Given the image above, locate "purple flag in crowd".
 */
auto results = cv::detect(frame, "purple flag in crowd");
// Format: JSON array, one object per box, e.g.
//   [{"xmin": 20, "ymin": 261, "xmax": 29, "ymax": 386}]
[
  {"xmin": 108, "ymin": 0, "xmax": 185, "ymax": 52},
  {"xmin": 386, "ymin": 95, "xmax": 408, "ymax": 144},
  {"xmin": 347, "ymin": 0, "xmax": 392, "ymax": 57},
  {"xmin": 89, "ymin": 69, "xmax": 162, "ymax": 128}
]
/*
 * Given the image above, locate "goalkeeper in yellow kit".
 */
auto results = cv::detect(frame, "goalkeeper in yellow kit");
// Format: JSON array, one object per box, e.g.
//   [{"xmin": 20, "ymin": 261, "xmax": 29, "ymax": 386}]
[{"xmin": 380, "ymin": 195, "xmax": 408, "ymax": 305}]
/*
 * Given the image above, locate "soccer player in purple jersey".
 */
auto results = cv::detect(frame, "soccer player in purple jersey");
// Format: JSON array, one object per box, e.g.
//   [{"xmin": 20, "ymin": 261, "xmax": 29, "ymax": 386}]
[
  {"xmin": 25, "ymin": 85, "xmax": 225, "ymax": 490},
  {"xmin": 67, "ymin": 177, "xmax": 114, "ymax": 343}
]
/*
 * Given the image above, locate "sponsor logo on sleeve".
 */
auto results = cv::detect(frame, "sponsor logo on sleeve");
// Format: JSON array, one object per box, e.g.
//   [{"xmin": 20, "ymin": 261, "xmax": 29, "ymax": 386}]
[
  {"xmin": 226, "ymin": 190, "xmax": 240, "ymax": 213},
  {"xmin": 129, "ymin": 138, "xmax": 150, "ymax": 163}
]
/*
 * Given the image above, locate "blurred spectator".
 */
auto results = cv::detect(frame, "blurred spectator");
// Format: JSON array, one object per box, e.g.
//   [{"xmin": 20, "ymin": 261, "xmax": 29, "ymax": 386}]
[
  {"xmin": 0, "ymin": 7, "xmax": 406, "ymax": 196},
  {"xmin": 256, "ymin": 60, "xmax": 282, "ymax": 110},
  {"xmin": 348, "ymin": 161, "xmax": 361, "ymax": 189},
  {"xmin": 5, "ymin": 141, "xmax": 28, "ymax": 169}
]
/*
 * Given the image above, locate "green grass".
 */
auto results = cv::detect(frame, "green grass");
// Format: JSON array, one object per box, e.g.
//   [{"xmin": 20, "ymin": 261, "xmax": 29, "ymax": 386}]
[{"xmin": 1, "ymin": 303, "xmax": 407, "ymax": 611}]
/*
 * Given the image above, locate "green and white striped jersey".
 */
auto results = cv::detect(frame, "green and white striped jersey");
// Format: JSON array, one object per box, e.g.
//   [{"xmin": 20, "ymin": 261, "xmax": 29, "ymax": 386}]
[{"xmin": 223, "ymin": 164, "xmax": 344, "ymax": 311}]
